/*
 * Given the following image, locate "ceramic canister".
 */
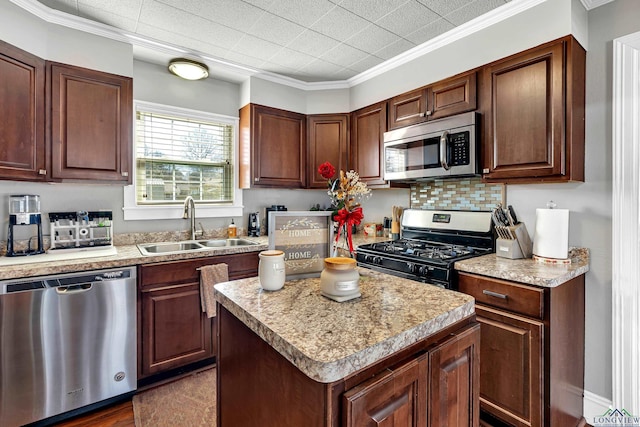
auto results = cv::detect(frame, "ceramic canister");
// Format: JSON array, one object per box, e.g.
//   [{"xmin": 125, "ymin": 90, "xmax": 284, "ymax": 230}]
[
  {"xmin": 320, "ymin": 257, "xmax": 360, "ymax": 299},
  {"xmin": 258, "ymin": 250, "xmax": 286, "ymax": 291}
]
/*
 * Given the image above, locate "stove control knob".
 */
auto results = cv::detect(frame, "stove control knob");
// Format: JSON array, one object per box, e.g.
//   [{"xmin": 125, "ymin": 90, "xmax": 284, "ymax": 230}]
[
  {"xmin": 418, "ymin": 266, "xmax": 428, "ymax": 276},
  {"xmin": 407, "ymin": 263, "xmax": 418, "ymax": 274},
  {"xmin": 373, "ymin": 256, "xmax": 383, "ymax": 265}
]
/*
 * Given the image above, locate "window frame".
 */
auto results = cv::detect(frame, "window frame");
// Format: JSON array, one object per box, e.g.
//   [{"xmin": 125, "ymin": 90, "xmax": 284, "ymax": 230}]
[{"xmin": 123, "ymin": 100, "xmax": 243, "ymax": 221}]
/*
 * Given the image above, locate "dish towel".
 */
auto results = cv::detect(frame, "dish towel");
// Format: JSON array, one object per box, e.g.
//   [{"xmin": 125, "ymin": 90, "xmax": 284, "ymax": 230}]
[{"xmin": 199, "ymin": 263, "xmax": 229, "ymax": 318}]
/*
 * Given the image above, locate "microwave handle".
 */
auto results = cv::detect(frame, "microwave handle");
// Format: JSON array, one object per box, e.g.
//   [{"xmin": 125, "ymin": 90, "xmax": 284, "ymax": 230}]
[{"xmin": 440, "ymin": 131, "xmax": 450, "ymax": 170}]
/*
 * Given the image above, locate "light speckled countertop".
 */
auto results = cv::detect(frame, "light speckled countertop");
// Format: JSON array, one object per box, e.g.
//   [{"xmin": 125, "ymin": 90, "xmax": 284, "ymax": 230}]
[
  {"xmin": 213, "ymin": 267, "xmax": 474, "ymax": 383},
  {"xmin": 0, "ymin": 234, "xmax": 390, "ymax": 280},
  {"xmin": 454, "ymin": 247, "xmax": 590, "ymax": 287}
]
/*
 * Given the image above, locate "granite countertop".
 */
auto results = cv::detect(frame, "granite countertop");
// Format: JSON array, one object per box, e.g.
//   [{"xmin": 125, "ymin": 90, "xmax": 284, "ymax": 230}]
[
  {"xmin": 0, "ymin": 234, "xmax": 390, "ymax": 281},
  {"xmin": 213, "ymin": 267, "xmax": 474, "ymax": 383},
  {"xmin": 454, "ymin": 247, "xmax": 590, "ymax": 287}
]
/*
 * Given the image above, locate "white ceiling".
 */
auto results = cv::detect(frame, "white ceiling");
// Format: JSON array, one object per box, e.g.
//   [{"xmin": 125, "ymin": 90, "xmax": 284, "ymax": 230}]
[
  {"xmin": 35, "ymin": 0, "xmax": 516, "ymax": 83},
  {"xmin": 29, "ymin": 0, "xmax": 610, "ymax": 85}
]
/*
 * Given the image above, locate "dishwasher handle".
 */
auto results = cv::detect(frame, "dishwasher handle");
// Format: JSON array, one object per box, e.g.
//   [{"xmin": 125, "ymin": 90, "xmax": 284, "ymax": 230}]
[{"xmin": 56, "ymin": 283, "xmax": 93, "ymax": 294}]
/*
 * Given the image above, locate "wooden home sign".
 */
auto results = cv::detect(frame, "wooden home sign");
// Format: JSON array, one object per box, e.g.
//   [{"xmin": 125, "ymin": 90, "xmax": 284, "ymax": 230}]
[{"xmin": 268, "ymin": 211, "xmax": 334, "ymax": 279}]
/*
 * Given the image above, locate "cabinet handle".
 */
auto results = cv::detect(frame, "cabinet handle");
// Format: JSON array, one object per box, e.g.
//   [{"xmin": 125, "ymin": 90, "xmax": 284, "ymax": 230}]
[
  {"xmin": 419, "ymin": 112, "xmax": 425, "ymax": 117},
  {"xmin": 482, "ymin": 289, "xmax": 508, "ymax": 299},
  {"xmin": 425, "ymin": 110, "xmax": 432, "ymax": 116},
  {"xmin": 482, "ymin": 168, "xmax": 490, "ymax": 174},
  {"xmin": 121, "ymin": 171, "xmax": 129, "ymax": 177},
  {"xmin": 38, "ymin": 169, "xmax": 47, "ymax": 175}
]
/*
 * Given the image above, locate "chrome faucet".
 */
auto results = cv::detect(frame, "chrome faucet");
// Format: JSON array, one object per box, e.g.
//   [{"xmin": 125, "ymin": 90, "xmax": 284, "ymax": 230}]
[{"xmin": 182, "ymin": 196, "xmax": 204, "ymax": 240}]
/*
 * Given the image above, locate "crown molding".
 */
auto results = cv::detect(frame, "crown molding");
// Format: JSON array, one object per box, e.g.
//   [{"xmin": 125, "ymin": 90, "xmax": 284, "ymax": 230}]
[
  {"xmin": 580, "ymin": 0, "xmax": 615, "ymax": 10},
  {"xmin": 348, "ymin": 0, "xmax": 546, "ymax": 86},
  {"xmin": 10, "ymin": 0, "xmax": 550, "ymax": 91}
]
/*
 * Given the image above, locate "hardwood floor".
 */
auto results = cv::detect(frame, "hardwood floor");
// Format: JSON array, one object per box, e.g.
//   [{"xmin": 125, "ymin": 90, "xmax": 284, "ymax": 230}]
[{"xmin": 54, "ymin": 401, "xmax": 135, "ymax": 427}]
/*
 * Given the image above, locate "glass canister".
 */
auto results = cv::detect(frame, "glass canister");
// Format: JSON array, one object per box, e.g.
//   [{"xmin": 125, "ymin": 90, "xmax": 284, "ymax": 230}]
[
  {"xmin": 320, "ymin": 257, "xmax": 361, "ymax": 302},
  {"xmin": 9, "ymin": 195, "xmax": 40, "ymax": 214},
  {"xmin": 258, "ymin": 250, "xmax": 286, "ymax": 291}
]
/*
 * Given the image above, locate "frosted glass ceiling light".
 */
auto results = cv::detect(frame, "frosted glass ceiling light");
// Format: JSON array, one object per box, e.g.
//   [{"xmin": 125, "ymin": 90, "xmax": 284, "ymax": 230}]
[{"xmin": 168, "ymin": 58, "xmax": 209, "ymax": 80}]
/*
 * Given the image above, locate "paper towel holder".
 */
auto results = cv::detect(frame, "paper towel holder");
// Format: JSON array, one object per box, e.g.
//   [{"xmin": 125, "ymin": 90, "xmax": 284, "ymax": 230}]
[{"xmin": 546, "ymin": 200, "xmax": 557, "ymax": 209}]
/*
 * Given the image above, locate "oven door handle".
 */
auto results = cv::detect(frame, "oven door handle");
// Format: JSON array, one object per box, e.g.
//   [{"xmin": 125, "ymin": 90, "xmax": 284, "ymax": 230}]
[{"xmin": 440, "ymin": 131, "xmax": 450, "ymax": 170}]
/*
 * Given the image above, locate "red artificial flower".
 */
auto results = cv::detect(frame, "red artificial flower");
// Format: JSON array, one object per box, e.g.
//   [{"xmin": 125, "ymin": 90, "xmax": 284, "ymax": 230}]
[{"xmin": 318, "ymin": 162, "xmax": 336, "ymax": 180}]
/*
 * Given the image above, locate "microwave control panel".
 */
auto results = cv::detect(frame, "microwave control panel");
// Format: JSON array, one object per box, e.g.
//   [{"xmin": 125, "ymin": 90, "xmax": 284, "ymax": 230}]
[{"xmin": 449, "ymin": 131, "xmax": 470, "ymax": 166}]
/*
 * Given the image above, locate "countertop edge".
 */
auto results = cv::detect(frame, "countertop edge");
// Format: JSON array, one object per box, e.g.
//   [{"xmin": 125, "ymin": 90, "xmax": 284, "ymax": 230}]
[
  {"xmin": 454, "ymin": 247, "xmax": 590, "ymax": 287},
  {"xmin": 214, "ymin": 286, "xmax": 475, "ymax": 383}
]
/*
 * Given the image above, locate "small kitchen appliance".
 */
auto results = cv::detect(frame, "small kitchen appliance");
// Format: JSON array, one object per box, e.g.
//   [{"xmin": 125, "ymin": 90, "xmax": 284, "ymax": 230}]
[
  {"xmin": 265, "ymin": 205, "xmax": 287, "ymax": 235},
  {"xmin": 356, "ymin": 209, "xmax": 494, "ymax": 289},
  {"xmin": 383, "ymin": 112, "xmax": 480, "ymax": 181},
  {"xmin": 6, "ymin": 194, "xmax": 44, "ymax": 257},
  {"xmin": 248, "ymin": 212, "xmax": 260, "ymax": 237},
  {"xmin": 49, "ymin": 211, "xmax": 113, "ymax": 251}
]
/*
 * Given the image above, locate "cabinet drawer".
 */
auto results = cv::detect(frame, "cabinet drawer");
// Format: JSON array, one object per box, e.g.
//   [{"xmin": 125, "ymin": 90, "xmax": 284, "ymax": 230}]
[{"xmin": 458, "ymin": 273, "xmax": 544, "ymax": 319}]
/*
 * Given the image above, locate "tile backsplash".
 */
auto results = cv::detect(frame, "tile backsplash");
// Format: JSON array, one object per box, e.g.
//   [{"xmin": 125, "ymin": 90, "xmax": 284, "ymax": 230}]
[{"xmin": 410, "ymin": 178, "xmax": 504, "ymax": 211}]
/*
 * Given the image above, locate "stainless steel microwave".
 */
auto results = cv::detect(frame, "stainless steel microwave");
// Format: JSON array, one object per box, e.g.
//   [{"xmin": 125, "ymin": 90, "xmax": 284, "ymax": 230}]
[{"xmin": 383, "ymin": 112, "xmax": 480, "ymax": 181}]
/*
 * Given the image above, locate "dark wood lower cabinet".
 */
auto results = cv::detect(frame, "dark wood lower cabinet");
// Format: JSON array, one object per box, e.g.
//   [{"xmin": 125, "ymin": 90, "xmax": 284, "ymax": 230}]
[
  {"xmin": 138, "ymin": 252, "xmax": 258, "ymax": 380},
  {"xmin": 476, "ymin": 306, "xmax": 543, "ymax": 427},
  {"xmin": 458, "ymin": 272, "xmax": 586, "ymax": 427},
  {"xmin": 217, "ymin": 305, "xmax": 479, "ymax": 427}
]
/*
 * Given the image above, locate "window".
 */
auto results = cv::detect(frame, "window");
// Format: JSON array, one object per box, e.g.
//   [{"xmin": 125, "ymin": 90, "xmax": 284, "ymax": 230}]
[{"xmin": 123, "ymin": 101, "xmax": 242, "ymax": 220}]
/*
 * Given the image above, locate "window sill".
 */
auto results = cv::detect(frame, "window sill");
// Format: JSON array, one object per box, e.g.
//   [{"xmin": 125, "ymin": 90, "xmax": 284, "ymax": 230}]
[{"xmin": 122, "ymin": 204, "xmax": 244, "ymax": 221}]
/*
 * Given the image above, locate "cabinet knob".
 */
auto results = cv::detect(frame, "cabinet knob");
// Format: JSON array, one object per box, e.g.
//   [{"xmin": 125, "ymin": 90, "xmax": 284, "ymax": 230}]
[
  {"xmin": 38, "ymin": 169, "xmax": 47, "ymax": 175},
  {"xmin": 482, "ymin": 168, "xmax": 490, "ymax": 174},
  {"xmin": 425, "ymin": 110, "xmax": 432, "ymax": 116},
  {"xmin": 254, "ymin": 177, "xmax": 259, "ymax": 182},
  {"xmin": 121, "ymin": 171, "xmax": 129, "ymax": 177},
  {"xmin": 419, "ymin": 112, "xmax": 425, "ymax": 118}
]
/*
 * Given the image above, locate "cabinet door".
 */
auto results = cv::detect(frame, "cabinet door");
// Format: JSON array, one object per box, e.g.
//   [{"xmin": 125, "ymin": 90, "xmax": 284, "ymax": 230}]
[
  {"xmin": 428, "ymin": 323, "xmax": 480, "ymax": 427},
  {"xmin": 388, "ymin": 88, "xmax": 428, "ymax": 130},
  {"xmin": 307, "ymin": 114, "xmax": 349, "ymax": 188},
  {"xmin": 0, "ymin": 41, "xmax": 46, "ymax": 181},
  {"xmin": 49, "ymin": 62, "xmax": 132, "ymax": 182},
  {"xmin": 476, "ymin": 305, "xmax": 543, "ymax": 427},
  {"xmin": 350, "ymin": 102, "xmax": 388, "ymax": 186},
  {"xmin": 481, "ymin": 41, "xmax": 564, "ymax": 181},
  {"xmin": 241, "ymin": 104, "xmax": 306, "ymax": 188},
  {"xmin": 140, "ymin": 281, "xmax": 213, "ymax": 377},
  {"xmin": 343, "ymin": 354, "xmax": 427, "ymax": 427},
  {"xmin": 428, "ymin": 71, "xmax": 477, "ymax": 121}
]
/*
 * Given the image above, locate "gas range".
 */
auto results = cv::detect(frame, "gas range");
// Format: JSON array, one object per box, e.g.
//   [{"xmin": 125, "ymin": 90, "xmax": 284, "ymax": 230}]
[{"xmin": 356, "ymin": 210, "xmax": 494, "ymax": 289}]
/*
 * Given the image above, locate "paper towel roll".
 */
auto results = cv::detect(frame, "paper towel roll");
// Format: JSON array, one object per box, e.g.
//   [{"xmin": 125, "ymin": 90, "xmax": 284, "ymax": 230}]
[{"xmin": 532, "ymin": 208, "xmax": 569, "ymax": 259}]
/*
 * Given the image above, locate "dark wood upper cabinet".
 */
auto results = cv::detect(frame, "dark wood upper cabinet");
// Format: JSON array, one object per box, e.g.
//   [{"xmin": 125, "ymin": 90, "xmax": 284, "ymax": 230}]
[
  {"xmin": 350, "ymin": 102, "xmax": 388, "ymax": 187},
  {"xmin": 0, "ymin": 41, "xmax": 46, "ymax": 182},
  {"xmin": 48, "ymin": 62, "xmax": 132, "ymax": 183},
  {"xmin": 480, "ymin": 36, "xmax": 585, "ymax": 183},
  {"xmin": 307, "ymin": 114, "xmax": 349, "ymax": 189},
  {"xmin": 239, "ymin": 104, "xmax": 307, "ymax": 188},
  {"xmin": 388, "ymin": 71, "xmax": 477, "ymax": 130}
]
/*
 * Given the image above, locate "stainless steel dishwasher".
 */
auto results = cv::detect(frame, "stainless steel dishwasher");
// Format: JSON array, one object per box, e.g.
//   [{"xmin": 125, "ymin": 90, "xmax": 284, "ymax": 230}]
[{"xmin": 0, "ymin": 266, "xmax": 136, "ymax": 427}]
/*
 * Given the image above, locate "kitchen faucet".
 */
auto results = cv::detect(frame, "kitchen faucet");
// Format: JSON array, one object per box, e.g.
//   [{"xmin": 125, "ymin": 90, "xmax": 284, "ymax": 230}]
[{"xmin": 182, "ymin": 196, "xmax": 204, "ymax": 240}]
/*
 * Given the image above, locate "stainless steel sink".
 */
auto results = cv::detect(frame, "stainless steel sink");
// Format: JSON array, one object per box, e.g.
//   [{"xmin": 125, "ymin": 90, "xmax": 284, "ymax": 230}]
[
  {"xmin": 198, "ymin": 238, "xmax": 259, "ymax": 247},
  {"xmin": 137, "ymin": 238, "xmax": 259, "ymax": 256}
]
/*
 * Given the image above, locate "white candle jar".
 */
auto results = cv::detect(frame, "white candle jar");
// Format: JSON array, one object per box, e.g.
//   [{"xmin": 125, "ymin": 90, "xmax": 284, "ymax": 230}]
[
  {"xmin": 320, "ymin": 257, "xmax": 361, "ymax": 302},
  {"xmin": 258, "ymin": 250, "xmax": 286, "ymax": 291}
]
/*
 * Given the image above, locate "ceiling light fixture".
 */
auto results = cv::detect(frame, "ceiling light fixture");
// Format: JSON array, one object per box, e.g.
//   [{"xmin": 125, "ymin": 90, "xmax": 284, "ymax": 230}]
[{"xmin": 168, "ymin": 58, "xmax": 209, "ymax": 80}]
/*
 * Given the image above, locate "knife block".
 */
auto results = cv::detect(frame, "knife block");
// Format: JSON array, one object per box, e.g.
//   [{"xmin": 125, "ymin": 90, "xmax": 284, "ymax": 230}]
[{"xmin": 495, "ymin": 223, "xmax": 533, "ymax": 259}]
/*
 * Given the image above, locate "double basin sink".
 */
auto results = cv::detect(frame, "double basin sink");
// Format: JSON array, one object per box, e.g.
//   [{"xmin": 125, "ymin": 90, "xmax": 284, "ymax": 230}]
[{"xmin": 137, "ymin": 238, "xmax": 259, "ymax": 256}]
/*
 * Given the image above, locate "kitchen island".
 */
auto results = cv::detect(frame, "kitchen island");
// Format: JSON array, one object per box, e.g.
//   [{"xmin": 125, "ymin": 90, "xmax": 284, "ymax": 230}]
[{"xmin": 213, "ymin": 267, "xmax": 480, "ymax": 427}]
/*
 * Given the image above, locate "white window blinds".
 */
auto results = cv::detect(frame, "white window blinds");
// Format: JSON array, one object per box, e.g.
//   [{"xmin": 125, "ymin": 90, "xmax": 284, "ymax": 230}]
[{"xmin": 135, "ymin": 109, "xmax": 234, "ymax": 204}]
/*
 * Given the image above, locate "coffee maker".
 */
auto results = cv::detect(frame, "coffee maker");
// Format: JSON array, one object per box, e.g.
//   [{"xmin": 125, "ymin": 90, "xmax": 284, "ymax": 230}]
[
  {"xmin": 7, "ymin": 194, "xmax": 44, "ymax": 256},
  {"xmin": 248, "ymin": 212, "xmax": 260, "ymax": 237}
]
